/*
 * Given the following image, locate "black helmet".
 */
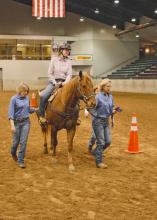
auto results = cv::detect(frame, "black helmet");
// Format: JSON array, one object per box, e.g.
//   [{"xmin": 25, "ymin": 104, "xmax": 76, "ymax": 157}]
[{"xmin": 59, "ymin": 43, "xmax": 71, "ymax": 51}]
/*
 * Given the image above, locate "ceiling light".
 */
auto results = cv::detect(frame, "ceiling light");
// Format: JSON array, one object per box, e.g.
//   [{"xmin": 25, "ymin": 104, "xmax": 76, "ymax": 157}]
[
  {"xmin": 131, "ymin": 18, "xmax": 136, "ymax": 22},
  {"xmin": 136, "ymin": 34, "xmax": 140, "ymax": 38},
  {"xmin": 95, "ymin": 8, "xmax": 100, "ymax": 14},
  {"xmin": 80, "ymin": 17, "xmax": 84, "ymax": 22},
  {"xmin": 37, "ymin": 17, "xmax": 41, "ymax": 20},
  {"xmin": 154, "ymin": 9, "xmax": 157, "ymax": 14},
  {"xmin": 112, "ymin": 25, "xmax": 117, "ymax": 29},
  {"xmin": 145, "ymin": 48, "xmax": 150, "ymax": 54},
  {"xmin": 114, "ymin": 0, "xmax": 119, "ymax": 4}
]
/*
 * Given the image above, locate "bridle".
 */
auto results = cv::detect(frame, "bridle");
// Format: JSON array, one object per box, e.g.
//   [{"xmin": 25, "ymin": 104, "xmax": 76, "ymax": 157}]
[{"xmin": 77, "ymin": 81, "xmax": 95, "ymax": 105}]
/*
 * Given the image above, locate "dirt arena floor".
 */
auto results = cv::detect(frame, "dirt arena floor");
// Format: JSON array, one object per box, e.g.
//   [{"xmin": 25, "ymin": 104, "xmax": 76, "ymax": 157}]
[{"xmin": 0, "ymin": 91, "xmax": 157, "ymax": 220}]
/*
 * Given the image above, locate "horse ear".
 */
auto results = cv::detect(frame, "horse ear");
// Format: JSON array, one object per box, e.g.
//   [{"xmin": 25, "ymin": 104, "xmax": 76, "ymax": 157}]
[{"xmin": 79, "ymin": 70, "xmax": 83, "ymax": 80}]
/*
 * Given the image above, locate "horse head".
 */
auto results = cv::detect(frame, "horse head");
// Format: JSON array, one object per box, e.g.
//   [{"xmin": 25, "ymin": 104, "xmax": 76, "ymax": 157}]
[{"xmin": 77, "ymin": 71, "xmax": 96, "ymax": 108}]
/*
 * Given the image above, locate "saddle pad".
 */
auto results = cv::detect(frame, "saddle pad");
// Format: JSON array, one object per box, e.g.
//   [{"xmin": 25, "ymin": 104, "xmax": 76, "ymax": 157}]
[{"xmin": 48, "ymin": 89, "xmax": 58, "ymax": 102}]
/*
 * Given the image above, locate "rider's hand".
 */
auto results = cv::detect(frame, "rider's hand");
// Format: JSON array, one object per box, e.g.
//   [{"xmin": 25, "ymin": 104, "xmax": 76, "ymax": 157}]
[{"xmin": 58, "ymin": 82, "xmax": 63, "ymax": 88}]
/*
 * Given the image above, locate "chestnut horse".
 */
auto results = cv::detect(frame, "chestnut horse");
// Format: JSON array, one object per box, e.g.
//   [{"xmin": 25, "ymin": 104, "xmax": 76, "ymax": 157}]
[{"xmin": 41, "ymin": 71, "xmax": 96, "ymax": 172}]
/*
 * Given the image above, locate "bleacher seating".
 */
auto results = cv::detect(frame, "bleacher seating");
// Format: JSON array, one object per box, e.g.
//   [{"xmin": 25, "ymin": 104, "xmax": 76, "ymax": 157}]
[
  {"xmin": 107, "ymin": 56, "xmax": 157, "ymax": 79},
  {"xmin": 134, "ymin": 65, "xmax": 157, "ymax": 79}
]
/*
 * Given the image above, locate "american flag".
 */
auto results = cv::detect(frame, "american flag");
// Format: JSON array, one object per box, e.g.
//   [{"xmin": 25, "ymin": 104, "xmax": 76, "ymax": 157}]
[{"xmin": 32, "ymin": 0, "xmax": 65, "ymax": 18}]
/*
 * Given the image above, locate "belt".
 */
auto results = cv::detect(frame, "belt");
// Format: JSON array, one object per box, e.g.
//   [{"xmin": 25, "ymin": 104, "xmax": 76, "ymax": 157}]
[
  {"xmin": 55, "ymin": 78, "xmax": 65, "ymax": 82},
  {"xmin": 14, "ymin": 117, "xmax": 29, "ymax": 123}
]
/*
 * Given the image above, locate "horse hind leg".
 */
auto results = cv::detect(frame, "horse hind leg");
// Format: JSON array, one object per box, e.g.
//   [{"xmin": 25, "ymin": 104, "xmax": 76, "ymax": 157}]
[{"xmin": 67, "ymin": 127, "xmax": 76, "ymax": 172}]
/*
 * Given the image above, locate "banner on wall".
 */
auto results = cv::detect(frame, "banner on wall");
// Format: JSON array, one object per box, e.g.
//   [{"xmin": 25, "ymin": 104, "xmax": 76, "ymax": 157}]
[{"xmin": 32, "ymin": 0, "xmax": 65, "ymax": 18}]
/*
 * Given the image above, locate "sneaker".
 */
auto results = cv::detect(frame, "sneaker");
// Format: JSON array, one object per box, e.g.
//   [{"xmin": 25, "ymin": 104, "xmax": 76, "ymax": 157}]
[
  {"xmin": 97, "ymin": 163, "xmax": 108, "ymax": 169},
  {"xmin": 11, "ymin": 154, "xmax": 18, "ymax": 161},
  {"xmin": 18, "ymin": 163, "xmax": 26, "ymax": 168}
]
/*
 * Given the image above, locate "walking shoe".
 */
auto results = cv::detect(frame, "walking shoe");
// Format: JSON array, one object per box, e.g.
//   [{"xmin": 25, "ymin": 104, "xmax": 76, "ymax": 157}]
[
  {"xmin": 97, "ymin": 163, "xmax": 108, "ymax": 169},
  {"xmin": 18, "ymin": 163, "xmax": 26, "ymax": 168},
  {"xmin": 11, "ymin": 154, "xmax": 18, "ymax": 161}
]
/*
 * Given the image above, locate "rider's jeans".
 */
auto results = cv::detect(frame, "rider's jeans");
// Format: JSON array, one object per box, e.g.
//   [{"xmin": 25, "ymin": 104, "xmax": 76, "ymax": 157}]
[{"xmin": 39, "ymin": 82, "xmax": 55, "ymax": 116}]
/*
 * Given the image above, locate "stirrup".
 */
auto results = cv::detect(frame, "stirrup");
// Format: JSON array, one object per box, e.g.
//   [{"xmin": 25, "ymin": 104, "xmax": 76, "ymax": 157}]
[{"xmin": 39, "ymin": 116, "xmax": 47, "ymax": 125}]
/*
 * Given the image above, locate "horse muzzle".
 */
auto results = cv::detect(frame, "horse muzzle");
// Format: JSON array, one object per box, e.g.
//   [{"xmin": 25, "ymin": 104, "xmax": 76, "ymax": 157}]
[{"xmin": 86, "ymin": 98, "xmax": 96, "ymax": 108}]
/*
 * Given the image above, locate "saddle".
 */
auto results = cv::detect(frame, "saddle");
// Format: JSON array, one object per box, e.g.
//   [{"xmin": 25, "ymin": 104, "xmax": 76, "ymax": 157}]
[
  {"xmin": 48, "ymin": 88, "xmax": 58, "ymax": 102},
  {"xmin": 38, "ymin": 86, "xmax": 60, "ymax": 104}
]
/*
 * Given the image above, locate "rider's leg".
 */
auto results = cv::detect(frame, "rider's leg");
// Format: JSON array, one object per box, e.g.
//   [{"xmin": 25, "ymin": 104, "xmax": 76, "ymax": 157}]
[{"xmin": 39, "ymin": 83, "xmax": 54, "ymax": 117}]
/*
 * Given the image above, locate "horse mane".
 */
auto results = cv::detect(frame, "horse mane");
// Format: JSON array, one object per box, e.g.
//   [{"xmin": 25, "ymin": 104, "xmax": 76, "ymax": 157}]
[{"xmin": 60, "ymin": 72, "xmax": 92, "ymax": 103}]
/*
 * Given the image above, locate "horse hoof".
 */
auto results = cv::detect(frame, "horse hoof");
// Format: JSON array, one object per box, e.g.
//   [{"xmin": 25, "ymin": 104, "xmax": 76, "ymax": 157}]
[
  {"xmin": 69, "ymin": 164, "xmax": 75, "ymax": 173},
  {"xmin": 43, "ymin": 148, "xmax": 48, "ymax": 154},
  {"xmin": 52, "ymin": 158, "xmax": 58, "ymax": 164}
]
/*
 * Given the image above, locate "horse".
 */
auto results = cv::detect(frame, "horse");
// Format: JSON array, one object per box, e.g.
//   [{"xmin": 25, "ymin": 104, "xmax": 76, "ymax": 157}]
[{"xmin": 41, "ymin": 71, "xmax": 96, "ymax": 172}]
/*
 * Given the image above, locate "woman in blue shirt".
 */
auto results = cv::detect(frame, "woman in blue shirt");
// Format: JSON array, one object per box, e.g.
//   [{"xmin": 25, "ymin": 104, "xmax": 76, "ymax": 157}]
[
  {"xmin": 8, "ymin": 82, "xmax": 37, "ymax": 168},
  {"xmin": 90, "ymin": 79, "xmax": 115, "ymax": 169}
]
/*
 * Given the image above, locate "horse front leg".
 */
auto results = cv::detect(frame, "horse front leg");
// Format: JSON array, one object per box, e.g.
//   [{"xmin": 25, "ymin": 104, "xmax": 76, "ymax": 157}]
[
  {"xmin": 51, "ymin": 126, "xmax": 58, "ymax": 163},
  {"xmin": 42, "ymin": 128, "xmax": 48, "ymax": 154},
  {"xmin": 67, "ymin": 127, "xmax": 76, "ymax": 172}
]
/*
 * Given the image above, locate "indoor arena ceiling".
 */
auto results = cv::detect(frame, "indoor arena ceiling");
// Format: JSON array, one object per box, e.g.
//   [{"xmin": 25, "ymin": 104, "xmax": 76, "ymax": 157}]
[{"xmin": 13, "ymin": 0, "xmax": 157, "ymax": 30}]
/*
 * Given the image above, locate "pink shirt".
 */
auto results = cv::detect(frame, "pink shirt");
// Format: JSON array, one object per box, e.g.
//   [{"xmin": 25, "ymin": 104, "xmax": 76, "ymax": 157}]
[{"xmin": 48, "ymin": 56, "xmax": 72, "ymax": 85}]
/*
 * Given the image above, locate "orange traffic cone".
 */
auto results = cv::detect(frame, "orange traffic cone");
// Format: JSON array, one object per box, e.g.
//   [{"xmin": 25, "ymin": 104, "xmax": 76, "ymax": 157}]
[
  {"xmin": 30, "ymin": 92, "xmax": 38, "ymax": 108},
  {"xmin": 125, "ymin": 114, "xmax": 142, "ymax": 153}
]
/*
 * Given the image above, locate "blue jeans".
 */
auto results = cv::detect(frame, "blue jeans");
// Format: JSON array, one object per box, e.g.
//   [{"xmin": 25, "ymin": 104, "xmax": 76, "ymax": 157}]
[
  {"xmin": 39, "ymin": 82, "xmax": 55, "ymax": 116},
  {"xmin": 92, "ymin": 118, "xmax": 111, "ymax": 165},
  {"xmin": 88, "ymin": 129, "xmax": 96, "ymax": 151},
  {"xmin": 11, "ymin": 120, "xmax": 30, "ymax": 164}
]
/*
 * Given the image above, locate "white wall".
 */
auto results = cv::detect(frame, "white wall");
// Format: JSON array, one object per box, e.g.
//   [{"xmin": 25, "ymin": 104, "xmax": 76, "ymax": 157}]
[
  {"xmin": 1, "ymin": 60, "xmax": 49, "ymax": 90},
  {"xmin": 0, "ymin": 0, "xmax": 140, "ymax": 90}
]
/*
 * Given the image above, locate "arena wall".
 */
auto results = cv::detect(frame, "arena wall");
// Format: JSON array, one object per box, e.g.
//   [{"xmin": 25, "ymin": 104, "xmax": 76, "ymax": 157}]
[{"xmin": 111, "ymin": 79, "xmax": 157, "ymax": 94}]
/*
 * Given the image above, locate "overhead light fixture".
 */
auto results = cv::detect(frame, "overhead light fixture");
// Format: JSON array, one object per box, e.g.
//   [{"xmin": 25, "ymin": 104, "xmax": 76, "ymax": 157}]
[
  {"xmin": 131, "ymin": 17, "xmax": 136, "ymax": 22},
  {"xmin": 37, "ymin": 17, "xmax": 41, "ymax": 20},
  {"xmin": 80, "ymin": 17, "xmax": 84, "ymax": 22},
  {"xmin": 154, "ymin": 9, "xmax": 157, "ymax": 14},
  {"xmin": 114, "ymin": 0, "xmax": 119, "ymax": 4},
  {"xmin": 112, "ymin": 25, "xmax": 117, "ymax": 29},
  {"xmin": 95, "ymin": 8, "xmax": 100, "ymax": 14},
  {"xmin": 136, "ymin": 34, "xmax": 140, "ymax": 38},
  {"xmin": 145, "ymin": 48, "xmax": 150, "ymax": 54}
]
